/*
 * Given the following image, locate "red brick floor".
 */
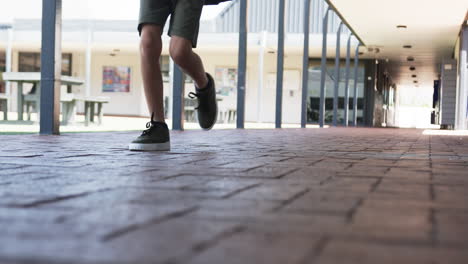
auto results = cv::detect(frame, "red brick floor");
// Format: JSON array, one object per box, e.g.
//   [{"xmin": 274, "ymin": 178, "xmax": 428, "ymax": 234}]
[{"xmin": 0, "ymin": 127, "xmax": 467, "ymax": 264}]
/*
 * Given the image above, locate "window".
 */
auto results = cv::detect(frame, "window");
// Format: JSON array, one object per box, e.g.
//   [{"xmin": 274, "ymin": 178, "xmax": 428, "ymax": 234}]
[
  {"xmin": 214, "ymin": 67, "xmax": 237, "ymax": 96},
  {"xmin": 61, "ymin": 53, "xmax": 72, "ymax": 76},
  {"xmin": 307, "ymin": 59, "xmax": 366, "ymax": 125},
  {"xmin": 18, "ymin": 52, "xmax": 72, "ymax": 76},
  {"xmin": 0, "ymin": 52, "xmax": 5, "ymax": 93},
  {"xmin": 19, "ymin": 52, "xmax": 40, "ymax": 72}
]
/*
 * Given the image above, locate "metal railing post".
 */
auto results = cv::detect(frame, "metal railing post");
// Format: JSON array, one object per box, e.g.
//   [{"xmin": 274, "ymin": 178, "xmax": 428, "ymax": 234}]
[
  {"xmin": 319, "ymin": 8, "xmax": 330, "ymax": 128},
  {"xmin": 275, "ymin": 0, "xmax": 286, "ymax": 129},
  {"xmin": 343, "ymin": 33, "xmax": 353, "ymax": 126},
  {"xmin": 301, "ymin": 0, "xmax": 311, "ymax": 128},
  {"xmin": 236, "ymin": 0, "xmax": 248, "ymax": 129},
  {"xmin": 40, "ymin": 0, "xmax": 62, "ymax": 135},
  {"xmin": 352, "ymin": 44, "xmax": 361, "ymax": 127},
  {"xmin": 172, "ymin": 62, "xmax": 185, "ymax": 131},
  {"xmin": 332, "ymin": 22, "xmax": 343, "ymax": 127}
]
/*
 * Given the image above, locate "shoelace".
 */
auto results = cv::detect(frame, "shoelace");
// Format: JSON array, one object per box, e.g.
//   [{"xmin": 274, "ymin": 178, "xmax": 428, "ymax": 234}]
[
  {"xmin": 141, "ymin": 112, "xmax": 156, "ymax": 136},
  {"xmin": 188, "ymin": 92, "xmax": 200, "ymax": 110}
]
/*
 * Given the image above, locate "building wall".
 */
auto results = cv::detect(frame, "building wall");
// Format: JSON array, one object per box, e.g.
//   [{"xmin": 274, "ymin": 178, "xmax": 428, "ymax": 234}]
[
  {"xmin": 0, "ymin": 13, "xmax": 363, "ymax": 125},
  {"xmin": 0, "ymin": 43, "xmax": 305, "ymax": 124},
  {"xmin": 89, "ymin": 52, "xmax": 144, "ymax": 116}
]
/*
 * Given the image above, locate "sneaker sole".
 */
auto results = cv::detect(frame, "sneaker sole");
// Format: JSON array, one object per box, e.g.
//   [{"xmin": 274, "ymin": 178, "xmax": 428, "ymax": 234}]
[{"xmin": 128, "ymin": 142, "xmax": 171, "ymax": 151}]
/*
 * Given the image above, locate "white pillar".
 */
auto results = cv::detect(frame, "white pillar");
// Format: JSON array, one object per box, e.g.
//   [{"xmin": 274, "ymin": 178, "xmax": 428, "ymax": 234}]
[
  {"xmin": 85, "ymin": 21, "xmax": 92, "ymax": 97},
  {"xmin": 456, "ymin": 27, "xmax": 468, "ymax": 130},
  {"xmin": 6, "ymin": 28, "xmax": 13, "ymax": 100},
  {"xmin": 257, "ymin": 31, "xmax": 268, "ymax": 123},
  {"xmin": 167, "ymin": 58, "xmax": 174, "ymax": 120}
]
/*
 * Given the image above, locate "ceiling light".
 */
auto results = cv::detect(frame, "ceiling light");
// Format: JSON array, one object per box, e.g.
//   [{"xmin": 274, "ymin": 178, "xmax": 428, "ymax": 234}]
[
  {"xmin": 410, "ymin": 66, "xmax": 416, "ymax": 71},
  {"xmin": 407, "ymin": 56, "xmax": 415, "ymax": 62},
  {"xmin": 403, "ymin": 45, "xmax": 412, "ymax": 49},
  {"xmin": 397, "ymin": 25, "xmax": 407, "ymax": 29}
]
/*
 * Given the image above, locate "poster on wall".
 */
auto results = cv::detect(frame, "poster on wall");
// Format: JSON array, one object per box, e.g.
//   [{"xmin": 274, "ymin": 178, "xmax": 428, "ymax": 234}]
[
  {"xmin": 214, "ymin": 67, "xmax": 237, "ymax": 96},
  {"xmin": 103, "ymin": 66, "xmax": 131, "ymax": 93}
]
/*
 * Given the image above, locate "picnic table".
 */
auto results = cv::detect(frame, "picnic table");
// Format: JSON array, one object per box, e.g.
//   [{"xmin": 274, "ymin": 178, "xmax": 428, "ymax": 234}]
[{"xmin": 1, "ymin": 72, "xmax": 109, "ymax": 126}]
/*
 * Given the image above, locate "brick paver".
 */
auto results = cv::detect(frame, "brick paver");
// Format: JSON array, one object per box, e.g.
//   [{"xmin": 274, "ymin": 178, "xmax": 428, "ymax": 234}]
[{"xmin": 1, "ymin": 128, "xmax": 468, "ymax": 264}]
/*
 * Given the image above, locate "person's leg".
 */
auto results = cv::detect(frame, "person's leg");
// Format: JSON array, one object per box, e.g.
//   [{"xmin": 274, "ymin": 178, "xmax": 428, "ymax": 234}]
[
  {"xmin": 129, "ymin": 0, "xmax": 172, "ymax": 151},
  {"xmin": 167, "ymin": 0, "xmax": 209, "ymax": 89},
  {"xmin": 168, "ymin": 0, "xmax": 218, "ymax": 130},
  {"xmin": 140, "ymin": 25, "xmax": 165, "ymax": 122},
  {"xmin": 169, "ymin": 37, "xmax": 208, "ymax": 89}
]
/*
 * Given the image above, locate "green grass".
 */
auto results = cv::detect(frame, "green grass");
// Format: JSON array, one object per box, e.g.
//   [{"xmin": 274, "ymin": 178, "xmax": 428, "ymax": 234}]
[{"xmin": 0, "ymin": 132, "xmax": 37, "ymax": 135}]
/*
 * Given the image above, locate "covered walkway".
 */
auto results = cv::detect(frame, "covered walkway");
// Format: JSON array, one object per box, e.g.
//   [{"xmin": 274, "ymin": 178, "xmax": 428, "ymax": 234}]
[{"xmin": 1, "ymin": 128, "xmax": 467, "ymax": 263}]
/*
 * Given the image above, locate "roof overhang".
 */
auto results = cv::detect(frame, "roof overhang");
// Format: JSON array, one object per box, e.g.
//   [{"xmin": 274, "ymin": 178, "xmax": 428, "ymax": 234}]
[{"xmin": 328, "ymin": 0, "xmax": 468, "ymax": 88}]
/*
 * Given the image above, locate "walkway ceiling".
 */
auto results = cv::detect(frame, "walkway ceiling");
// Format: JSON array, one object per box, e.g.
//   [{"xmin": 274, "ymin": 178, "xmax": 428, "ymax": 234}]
[{"xmin": 329, "ymin": 0, "xmax": 468, "ymax": 88}]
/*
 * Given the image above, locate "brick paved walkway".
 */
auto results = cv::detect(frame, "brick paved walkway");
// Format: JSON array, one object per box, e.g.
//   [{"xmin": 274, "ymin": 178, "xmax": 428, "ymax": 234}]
[{"xmin": 1, "ymin": 128, "xmax": 467, "ymax": 264}]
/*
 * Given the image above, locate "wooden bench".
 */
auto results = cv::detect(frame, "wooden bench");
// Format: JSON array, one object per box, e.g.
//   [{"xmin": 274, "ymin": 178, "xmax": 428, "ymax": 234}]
[{"xmin": 0, "ymin": 94, "xmax": 8, "ymax": 121}]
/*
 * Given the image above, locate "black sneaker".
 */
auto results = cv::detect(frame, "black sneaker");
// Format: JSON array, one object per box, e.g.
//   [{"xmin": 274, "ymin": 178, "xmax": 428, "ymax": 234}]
[
  {"xmin": 188, "ymin": 73, "xmax": 218, "ymax": 130},
  {"xmin": 129, "ymin": 113, "xmax": 170, "ymax": 151}
]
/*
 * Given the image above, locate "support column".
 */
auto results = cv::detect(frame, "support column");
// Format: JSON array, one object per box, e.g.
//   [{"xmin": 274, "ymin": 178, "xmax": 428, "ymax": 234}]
[
  {"xmin": 301, "ymin": 0, "xmax": 311, "ymax": 128},
  {"xmin": 275, "ymin": 0, "xmax": 286, "ymax": 128},
  {"xmin": 319, "ymin": 8, "xmax": 330, "ymax": 128},
  {"xmin": 6, "ymin": 27, "xmax": 13, "ymax": 98},
  {"xmin": 237, "ymin": 0, "xmax": 248, "ymax": 129},
  {"xmin": 172, "ymin": 63, "xmax": 185, "ymax": 131},
  {"xmin": 456, "ymin": 26, "xmax": 468, "ymax": 130},
  {"xmin": 352, "ymin": 44, "xmax": 361, "ymax": 127},
  {"xmin": 85, "ymin": 21, "xmax": 92, "ymax": 97},
  {"xmin": 332, "ymin": 22, "xmax": 343, "ymax": 127},
  {"xmin": 40, "ymin": 0, "xmax": 62, "ymax": 135},
  {"xmin": 257, "ymin": 31, "xmax": 268, "ymax": 123},
  {"xmin": 343, "ymin": 33, "xmax": 353, "ymax": 126},
  {"xmin": 167, "ymin": 58, "xmax": 174, "ymax": 121}
]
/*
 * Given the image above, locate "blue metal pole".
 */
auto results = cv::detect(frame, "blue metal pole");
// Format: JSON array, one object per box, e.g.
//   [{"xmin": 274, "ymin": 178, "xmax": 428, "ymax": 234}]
[
  {"xmin": 319, "ymin": 8, "xmax": 330, "ymax": 128},
  {"xmin": 172, "ymin": 64, "xmax": 184, "ymax": 131},
  {"xmin": 275, "ymin": 0, "xmax": 286, "ymax": 129},
  {"xmin": 352, "ymin": 44, "xmax": 361, "ymax": 127},
  {"xmin": 332, "ymin": 22, "xmax": 343, "ymax": 127},
  {"xmin": 237, "ymin": 0, "xmax": 248, "ymax": 129},
  {"xmin": 301, "ymin": 0, "xmax": 311, "ymax": 128},
  {"xmin": 343, "ymin": 33, "xmax": 353, "ymax": 126},
  {"xmin": 40, "ymin": 0, "xmax": 62, "ymax": 135}
]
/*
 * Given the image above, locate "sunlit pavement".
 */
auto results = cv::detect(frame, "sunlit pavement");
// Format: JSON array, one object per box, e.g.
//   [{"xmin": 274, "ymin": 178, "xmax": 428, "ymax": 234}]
[{"xmin": 1, "ymin": 127, "xmax": 467, "ymax": 264}]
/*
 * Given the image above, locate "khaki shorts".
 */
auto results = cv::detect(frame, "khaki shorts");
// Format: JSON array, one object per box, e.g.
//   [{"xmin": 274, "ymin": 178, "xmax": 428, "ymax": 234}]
[{"xmin": 138, "ymin": 0, "xmax": 204, "ymax": 48}]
